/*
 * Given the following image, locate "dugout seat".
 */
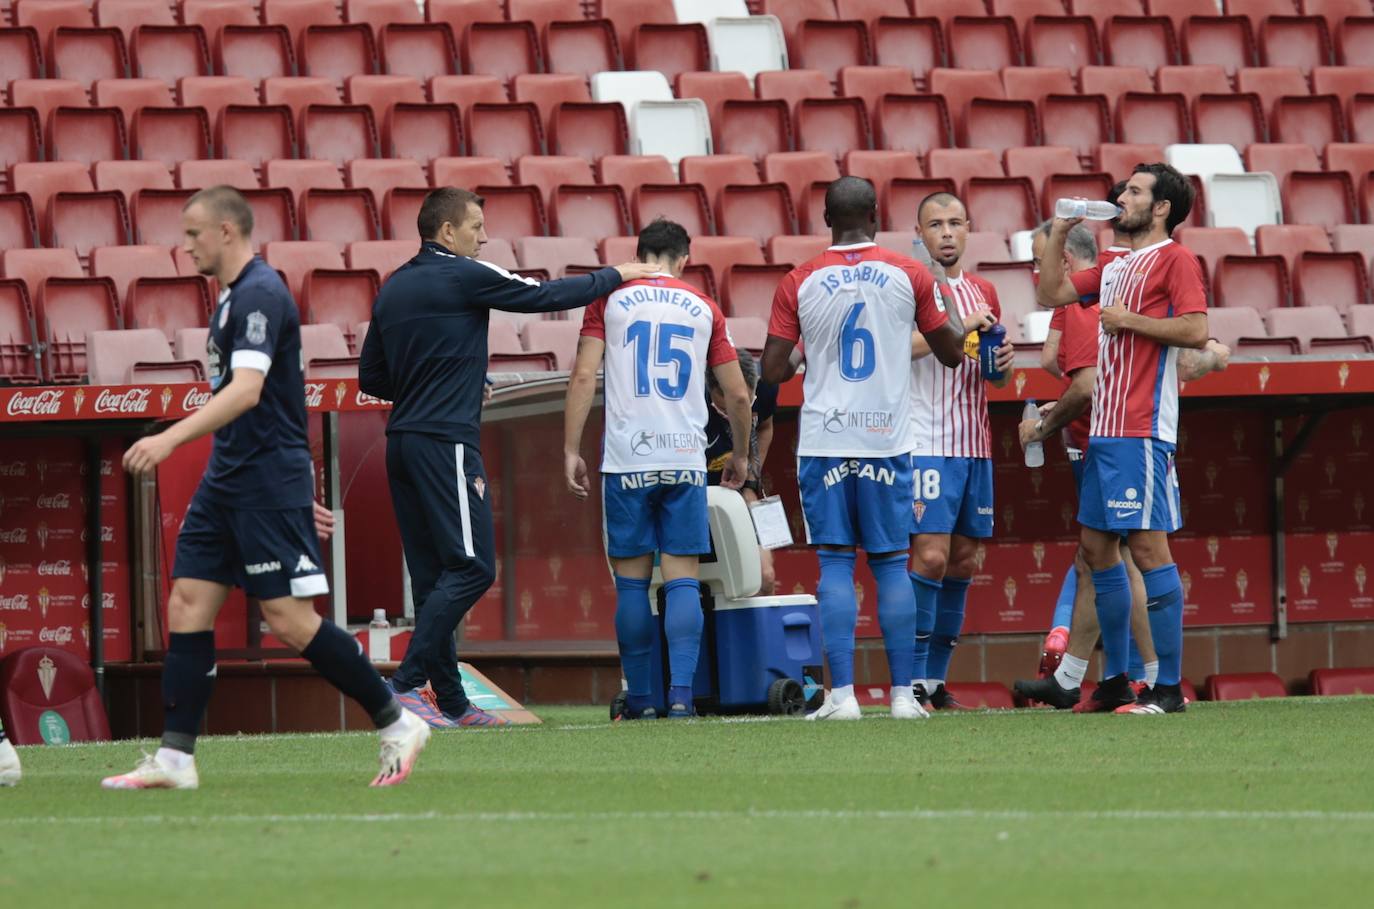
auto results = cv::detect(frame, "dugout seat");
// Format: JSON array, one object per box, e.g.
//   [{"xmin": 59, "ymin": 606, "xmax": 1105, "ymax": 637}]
[
  {"xmin": 1308, "ymin": 667, "xmax": 1374, "ymax": 696},
  {"xmin": 124, "ymin": 276, "xmax": 213, "ymax": 341},
  {"xmin": 300, "ymin": 322, "xmax": 359, "ymax": 378},
  {"xmin": 86, "ymin": 327, "xmax": 205, "ymax": 384},
  {"xmin": 0, "ymin": 647, "xmax": 111, "ymax": 745},
  {"xmin": 1205, "ymin": 672, "xmax": 1287, "ymax": 701},
  {"xmin": 39, "ymin": 276, "xmax": 121, "ymax": 382},
  {"xmin": 0, "ymin": 279, "xmax": 41, "ymax": 384}
]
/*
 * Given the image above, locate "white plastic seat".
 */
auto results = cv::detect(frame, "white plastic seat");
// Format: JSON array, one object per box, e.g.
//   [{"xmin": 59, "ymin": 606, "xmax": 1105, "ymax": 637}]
[
  {"xmin": 1207, "ymin": 172, "xmax": 1282, "ymax": 237},
  {"xmin": 1022, "ymin": 309, "xmax": 1052, "ymax": 344},
  {"xmin": 672, "ymin": 0, "xmax": 749, "ymax": 24},
  {"xmin": 1165, "ymin": 143, "xmax": 1245, "ymax": 183},
  {"xmin": 632, "ymin": 99, "xmax": 712, "ymax": 170},
  {"xmin": 590, "ymin": 70, "xmax": 674, "ymax": 117},
  {"xmin": 708, "ymin": 16, "xmax": 787, "ymax": 83},
  {"xmin": 1009, "ymin": 229, "xmax": 1036, "ymax": 262}
]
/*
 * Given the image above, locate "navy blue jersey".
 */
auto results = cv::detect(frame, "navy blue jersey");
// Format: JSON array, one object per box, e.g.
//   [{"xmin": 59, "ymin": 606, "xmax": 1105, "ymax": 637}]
[
  {"xmin": 705, "ymin": 380, "xmax": 778, "ymax": 485},
  {"xmin": 202, "ymin": 257, "xmax": 313, "ymax": 509},
  {"xmin": 359, "ymin": 241, "xmax": 622, "ymax": 446}
]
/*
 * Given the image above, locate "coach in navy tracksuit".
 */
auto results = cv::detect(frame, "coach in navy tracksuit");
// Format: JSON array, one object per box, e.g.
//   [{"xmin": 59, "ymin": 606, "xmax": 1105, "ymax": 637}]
[{"xmin": 360, "ymin": 187, "xmax": 657, "ymax": 726}]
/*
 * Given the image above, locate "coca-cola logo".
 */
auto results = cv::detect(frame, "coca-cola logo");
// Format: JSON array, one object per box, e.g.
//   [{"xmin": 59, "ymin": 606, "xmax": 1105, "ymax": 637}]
[
  {"xmin": 36, "ymin": 493, "xmax": 71, "ymax": 510},
  {"xmin": 37, "ymin": 560, "xmax": 72, "ymax": 576},
  {"xmin": 5, "ymin": 390, "xmax": 64, "ymax": 416},
  {"xmin": 94, "ymin": 387, "xmax": 152, "ymax": 414},
  {"xmin": 39, "ymin": 625, "xmax": 74, "ymax": 644},
  {"xmin": 304, "ymin": 382, "xmax": 325, "ymax": 408},
  {"xmin": 0, "ymin": 594, "xmax": 29, "ymax": 610},
  {"xmin": 0, "ymin": 461, "xmax": 26, "ymax": 476},
  {"xmin": 81, "ymin": 592, "xmax": 117, "ymax": 610},
  {"xmin": 0, "ymin": 528, "xmax": 28, "ymax": 543},
  {"xmin": 355, "ymin": 390, "xmax": 388, "ymax": 407},
  {"xmin": 182, "ymin": 388, "xmax": 212, "ymax": 410},
  {"xmin": 79, "ymin": 460, "xmax": 114, "ymax": 476},
  {"xmin": 79, "ymin": 526, "xmax": 116, "ymax": 543}
]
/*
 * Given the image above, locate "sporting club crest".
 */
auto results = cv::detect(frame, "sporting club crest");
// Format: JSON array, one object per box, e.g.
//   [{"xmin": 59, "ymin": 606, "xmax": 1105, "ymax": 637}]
[{"xmin": 245, "ymin": 310, "xmax": 269, "ymax": 345}]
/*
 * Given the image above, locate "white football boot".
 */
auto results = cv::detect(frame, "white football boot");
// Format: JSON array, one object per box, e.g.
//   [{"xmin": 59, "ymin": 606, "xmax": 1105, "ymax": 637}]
[
  {"xmin": 805, "ymin": 691, "xmax": 862, "ymax": 720},
  {"xmin": 101, "ymin": 751, "xmax": 199, "ymax": 790},
  {"xmin": 370, "ymin": 708, "xmax": 431, "ymax": 787}
]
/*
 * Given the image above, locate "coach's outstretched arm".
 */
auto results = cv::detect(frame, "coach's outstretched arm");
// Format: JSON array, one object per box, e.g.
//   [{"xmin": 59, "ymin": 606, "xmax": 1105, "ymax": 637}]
[
  {"xmin": 1036, "ymin": 216, "xmax": 1085, "ymax": 308},
  {"xmin": 466, "ymin": 259, "xmax": 660, "ymax": 315},
  {"xmin": 357, "ymin": 320, "xmax": 393, "ymax": 401},
  {"xmin": 563, "ymin": 335, "xmax": 606, "ymax": 500},
  {"xmin": 123, "ymin": 368, "xmax": 266, "ymax": 474}
]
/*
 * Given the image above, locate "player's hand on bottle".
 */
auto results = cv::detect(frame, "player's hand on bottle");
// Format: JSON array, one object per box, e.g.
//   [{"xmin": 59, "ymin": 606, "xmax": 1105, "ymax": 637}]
[
  {"xmin": 965, "ymin": 305, "xmax": 997, "ymax": 333},
  {"xmin": 994, "ymin": 339, "xmax": 1016, "ymax": 375},
  {"xmin": 1018, "ymin": 417, "xmax": 1044, "ymax": 448},
  {"xmin": 720, "ymin": 453, "xmax": 749, "ymax": 490},
  {"xmin": 123, "ymin": 432, "xmax": 177, "ymax": 475},
  {"xmin": 565, "ymin": 450, "xmax": 590, "ymax": 500},
  {"xmin": 614, "ymin": 262, "xmax": 661, "ymax": 283},
  {"xmin": 1100, "ymin": 304, "xmax": 1130, "ymax": 336},
  {"xmin": 313, "ymin": 501, "xmax": 335, "ymax": 541}
]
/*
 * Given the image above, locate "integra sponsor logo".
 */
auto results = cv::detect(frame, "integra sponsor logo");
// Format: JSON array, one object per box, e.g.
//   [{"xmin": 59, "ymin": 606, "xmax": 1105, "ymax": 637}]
[
  {"xmin": 821, "ymin": 407, "xmax": 895, "ymax": 434},
  {"xmin": 245, "ymin": 561, "xmax": 281, "ymax": 575},
  {"xmin": 822, "ymin": 460, "xmax": 898, "ymax": 489},
  {"xmin": 619, "ymin": 471, "xmax": 705, "ymax": 489},
  {"xmin": 630, "ymin": 430, "xmax": 697, "ymax": 456}
]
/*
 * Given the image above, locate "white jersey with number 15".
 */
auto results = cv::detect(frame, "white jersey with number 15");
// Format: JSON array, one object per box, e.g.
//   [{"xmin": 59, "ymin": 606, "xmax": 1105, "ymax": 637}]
[{"xmin": 768, "ymin": 242, "xmax": 949, "ymax": 458}]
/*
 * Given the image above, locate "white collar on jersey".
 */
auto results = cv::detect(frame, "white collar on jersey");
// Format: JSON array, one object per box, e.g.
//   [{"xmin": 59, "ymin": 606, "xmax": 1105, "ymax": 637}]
[
  {"xmin": 827, "ymin": 241, "xmax": 877, "ymax": 251},
  {"xmin": 1128, "ymin": 237, "xmax": 1174, "ymax": 257}
]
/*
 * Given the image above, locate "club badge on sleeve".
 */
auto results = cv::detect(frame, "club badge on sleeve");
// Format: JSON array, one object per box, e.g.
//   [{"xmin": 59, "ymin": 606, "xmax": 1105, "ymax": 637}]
[{"xmin": 246, "ymin": 311, "xmax": 268, "ymax": 345}]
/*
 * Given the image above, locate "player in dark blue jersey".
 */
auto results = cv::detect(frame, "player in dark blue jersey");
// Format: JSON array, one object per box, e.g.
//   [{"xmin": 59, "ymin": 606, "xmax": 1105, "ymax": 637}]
[
  {"xmin": 103, "ymin": 186, "xmax": 428, "ymax": 790},
  {"xmin": 360, "ymin": 187, "xmax": 657, "ymax": 727},
  {"xmin": 704, "ymin": 348, "xmax": 781, "ymax": 594}
]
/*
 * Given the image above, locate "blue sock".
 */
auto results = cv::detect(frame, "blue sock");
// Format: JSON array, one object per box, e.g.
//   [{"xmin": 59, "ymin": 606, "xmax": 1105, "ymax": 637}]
[
  {"xmin": 817, "ymin": 550, "xmax": 859, "ymax": 688},
  {"xmin": 910, "ymin": 571, "xmax": 941, "ymax": 683},
  {"xmin": 1091, "ymin": 563, "xmax": 1132, "ymax": 678},
  {"xmin": 663, "ymin": 577, "xmax": 703, "ymax": 689},
  {"xmin": 871, "ymin": 553, "xmax": 917, "ymax": 688},
  {"xmin": 1127, "ymin": 629, "xmax": 1146, "ymax": 681},
  {"xmin": 1051, "ymin": 565, "xmax": 1076, "ymax": 630},
  {"xmin": 614, "ymin": 575, "xmax": 654, "ymax": 711},
  {"xmin": 927, "ymin": 575, "xmax": 970, "ymax": 683},
  {"xmin": 1143, "ymin": 563, "xmax": 1184, "ymax": 686}
]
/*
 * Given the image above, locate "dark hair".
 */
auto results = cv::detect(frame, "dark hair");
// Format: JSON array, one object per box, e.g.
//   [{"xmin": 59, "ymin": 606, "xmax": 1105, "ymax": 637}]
[
  {"xmin": 636, "ymin": 217, "xmax": 691, "ymax": 260},
  {"xmin": 1133, "ymin": 163, "xmax": 1194, "ymax": 235},
  {"xmin": 823, "ymin": 176, "xmax": 877, "ymax": 229},
  {"xmin": 708, "ymin": 347, "xmax": 758, "ymax": 394},
  {"xmin": 185, "ymin": 185, "xmax": 253, "ymax": 236},
  {"xmin": 916, "ymin": 191, "xmax": 964, "ymax": 226},
  {"xmin": 418, "ymin": 187, "xmax": 484, "ymax": 241}
]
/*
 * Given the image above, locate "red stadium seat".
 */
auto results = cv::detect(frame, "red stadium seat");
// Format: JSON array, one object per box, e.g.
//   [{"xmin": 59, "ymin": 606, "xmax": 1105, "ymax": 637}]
[
  {"xmin": 1078, "ymin": 64, "xmax": 1154, "ymax": 103},
  {"xmin": 178, "ymin": 159, "xmax": 260, "ymax": 190},
  {"xmin": 1040, "ymin": 93, "xmax": 1112, "ymax": 164},
  {"xmin": 1000, "ymin": 66, "xmax": 1075, "ymax": 103},
  {"xmin": 49, "ymin": 26, "xmax": 129, "ymax": 90},
  {"xmin": 843, "ymin": 149, "xmax": 923, "ymax": 198},
  {"xmin": 1351, "ymin": 92, "xmax": 1374, "ymax": 142},
  {"xmin": 870, "ymin": 16, "xmax": 945, "ymax": 85},
  {"xmin": 599, "ymin": 155, "xmax": 676, "ymax": 199},
  {"xmin": 838, "ymin": 65, "xmax": 916, "ymax": 120},
  {"xmin": 467, "ymin": 102, "xmax": 545, "ymax": 168},
  {"xmin": 1246, "ymin": 143, "xmax": 1322, "ymax": 189},
  {"xmin": 345, "ymin": 0, "xmax": 422, "ymax": 37},
  {"xmin": 883, "ymin": 177, "xmax": 956, "ymax": 230},
  {"xmin": 1180, "ymin": 15, "xmax": 1256, "ymax": 76},
  {"xmin": 262, "ymin": 0, "xmax": 341, "ymax": 44},
  {"xmin": 1272, "ymin": 303, "xmax": 1373, "ymax": 351},
  {"xmin": 1259, "ymin": 16, "xmax": 1333, "ymax": 76},
  {"xmin": 724, "ymin": 315, "xmax": 767, "ymax": 353},
  {"xmin": 874, "ymin": 94, "xmax": 953, "ymax": 158},
  {"xmin": 0, "ymin": 194, "xmax": 39, "ymax": 250},
  {"xmin": 716, "ymin": 99, "xmax": 793, "ymax": 163},
  {"xmin": 975, "ymin": 262, "xmax": 1038, "ymax": 336},
  {"xmin": 628, "ymin": 23, "xmax": 708, "ymax": 83},
  {"xmin": 1308, "ymin": 667, "xmax": 1374, "ymax": 696},
  {"xmin": 600, "ymin": 0, "xmax": 676, "ymax": 51},
  {"xmin": 680, "ymin": 155, "xmax": 760, "ymax": 212},
  {"xmin": 767, "ymin": 234, "xmax": 829, "ymax": 265},
  {"xmin": 1314, "ymin": 64, "xmax": 1374, "ymax": 98},
  {"xmin": 716, "ymin": 184, "xmax": 798, "ymax": 248},
  {"xmin": 837, "ymin": 0, "xmax": 912, "ymax": 21},
  {"xmin": 676, "ymin": 71, "xmax": 752, "ymax": 125},
  {"xmin": 130, "ymin": 187, "xmax": 192, "ymax": 245},
  {"xmin": 947, "ymin": 16, "xmax": 1022, "ymax": 71},
  {"xmin": 927, "ymin": 148, "xmax": 1003, "ymax": 186},
  {"xmin": 688, "ymin": 236, "xmax": 765, "ymax": 290},
  {"xmin": 346, "ymin": 158, "xmax": 427, "ymax": 212},
  {"xmin": 379, "ymin": 22, "xmax": 458, "ymax": 81},
  {"xmin": 632, "ymin": 183, "xmax": 712, "ymax": 235},
  {"xmin": 1193, "ymin": 93, "xmax": 1267, "ymax": 149},
  {"xmin": 178, "ymin": 76, "xmax": 258, "ymax": 123},
  {"xmin": 543, "ymin": 19, "xmax": 621, "ymax": 80},
  {"xmin": 1157, "ymin": 64, "xmax": 1232, "ymax": 99},
  {"xmin": 475, "ymin": 184, "xmax": 547, "ymax": 240},
  {"xmin": 14, "ymin": 0, "xmax": 93, "ymax": 44},
  {"xmin": 11, "ymin": 77, "xmax": 89, "ymax": 125},
  {"xmin": 300, "ymin": 23, "xmax": 380, "ymax": 87},
  {"xmin": 1337, "ymin": 16, "xmax": 1374, "ymax": 66},
  {"xmin": 764, "ymin": 151, "xmax": 842, "ymax": 216},
  {"xmin": 383, "ymin": 102, "xmax": 462, "ymax": 167},
  {"xmin": 549, "ymin": 102, "xmax": 629, "ymax": 160},
  {"xmin": 263, "ymin": 239, "xmax": 346, "ymax": 299},
  {"xmin": 426, "ymin": 0, "xmax": 502, "ymax": 35},
  {"xmin": 380, "ymin": 186, "xmax": 427, "ymax": 241},
  {"xmin": 462, "ymin": 20, "xmax": 540, "ymax": 86},
  {"xmin": 93, "ymin": 77, "xmax": 171, "ymax": 126},
  {"xmin": 299, "ymin": 188, "xmax": 381, "ymax": 244},
  {"xmin": 432, "ymin": 156, "xmax": 510, "ymax": 189},
  {"xmin": 513, "ymin": 73, "xmax": 592, "ymax": 128},
  {"xmin": 217, "ymin": 24, "xmax": 296, "ymax": 81},
  {"xmin": 1177, "ymin": 226, "xmax": 1253, "ymax": 283},
  {"xmin": 1024, "ymin": 16, "xmax": 1102, "ymax": 71},
  {"xmin": 0, "ymin": 27, "xmax": 43, "ymax": 92},
  {"xmin": 1293, "ymin": 250, "xmax": 1370, "ymax": 313},
  {"xmin": 92, "ymin": 160, "xmax": 173, "ymax": 204},
  {"xmin": 962, "ymin": 98, "xmax": 1040, "ymax": 157},
  {"xmin": 793, "ymin": 19, "xmax": 873, "ymax": 84},
  {"xmin": 218, "ymin": 105, "xmax": 298, "ymax": 173},
  {"xmin": 1285, "ymin": 169, "xmax": 1356, "ymax": 228},
  {"xmin": 48, "ymin": 105, "xmax": 128, "ymax": 168},
  {"xmin": 10, "ymin": 161, "xmax": 94, "ymax": 236},
  {"xmin": 551, "ymin": 184, "xmax": 630, "ymax": 239},
  {"xmin": 517, "ymin": 320, "xmax": 578, "ymax": 370},
  {"xmin": 1237, "ymin": 66, "xmax": 1309, "ymax": 116},
  {"xmin": 38, "ymin": 276, "xmax": 120, "ymax": 381},
  {"xmin": 757, "ymin": 69, "xmax": 834, "ymax": 114},
  {"xmin": 1004, "ymin": 145, "xmax": 1082, "ymax": 191},
  {"xmin": 132, "ymin": 107, "xmax": 213, "ymax": 171},
  {"xmin": 300, "ymin": 268, "xmax": 379, "ymax": 351},
  {"xmin": 90, "ymin": 243, "xmax": 174, "ymax": 305},
  {"xmin": 1255, "ymin": 223, "xmax": 1332, "ymax": 271},
  {"xmin": 300, "ymin": 104, "xmax": 380, "ymax": 167},
  {"xmin": 1093, "ymin": 142, "xmax": 1166, "ymax": 176},
  {"xmin": 1222, "ymin": 0, "xmax": 1297, "ymax": 35},
  {"xmin": 1353, "ymin": 303, "xmax": 1374, "ymax": 338},
  {"xmin": 1333, "ymin": 223, "xmax": 1374, "ymax": 268},
  {"xmin": 0, "ymin": 248, "xmax": 84, "ymax": 321},
  {"xmin": 238, "ymin": 187, "xmax": 298, "ymax": 245},
  {"xmin": 508, "ymin": 0, "xmax": 584, "ymax": 33},
  {"xmin": 516, "ymin": 154, "xmax": 596, "ymax": 208},
  {"xmin": 928, "ymin": 68, "xmax": 1004, "ymax": 137},
  {"xmin": 300, "ymin": 322, "xmax": 359, "ymax": 377},
  {"xmin": 1272, "ymin": 94, "xmax": 1347, "ymax": 148},
  {"xmin": 265, "ymin": 158, "xmax": 345, "ymax": 208},
  {"xmin": 962, "ymin": 231, "xmax": 1011, "ymax": 268},
  {"xmin": 0, "ymin": 648, "xmax": 111, "ymax": 744},
  {"xmin": 514, "ymin": 236, "xmax": 599, "ymax": 277},
  {"xmin": 1206, "ymin": 305, "xmax": 1273, "ymax": 349},
  {"xmin": 182, "ymin": 0, "xmax": 258, "ymax": 40},
  {"xmin": 721, "ymin": 263, "xmax": 793, "ymax": 320},
  {"xmin": 964, "ymin": 177, "xmax": 1038, "ymax": 239},
  {"xmin": 1104, "ymin": 15, "xmax": 1180, "ymax": 73},
  {"xmin": 1213, "ymin": 254, "xmax": 1290, "ymax": 313},
  {"xmin": 346, "ymin": 74, "xmax": 426, "ymax": 125},
  {"xmin": 1117, "ymin": 91, "xmax": 1192, "ymax": 145},
  {"xmin": 346, "ymin": 239, "xmax": 416, "ymax": 279},
  {"xmin": 87, "ymin": 326, "xmax": 205, "ymax": 383},
  {"xmin": 0, "ymin": 278, "xmax": 41, "ymax": 383}
]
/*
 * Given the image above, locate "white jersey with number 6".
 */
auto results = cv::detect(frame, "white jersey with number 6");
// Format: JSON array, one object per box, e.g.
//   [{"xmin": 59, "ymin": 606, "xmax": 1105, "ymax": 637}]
[
  {"xmin": 580, "ymin": 274, "xmax": 738, "ymax": 473},
  {"xmin": 769, "ymin": 242, "xmax": 950, "ymax": 458}
]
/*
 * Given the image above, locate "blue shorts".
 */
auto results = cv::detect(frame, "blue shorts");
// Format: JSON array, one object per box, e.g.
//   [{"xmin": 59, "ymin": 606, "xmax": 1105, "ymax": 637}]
[
  {"xmin": 173, "ymin": 488, "xmax": 329, "ymax": 600},
  {"xmin": 909, "ymin": 455, "xmax": 994, "ymax": 539},
  {"xmin": 1068, "ymin": 448, "xmax": 1086, "ymax": 496},
  {"xmin": 1077, "ymin": 436, "xmax": 1182, "ymax": 534},
  {"xmin": 797, "ymin": 455, "xmax": 913, "ymax": 552},
  {"xmin": 602, "ymin": 470, "xmax": 709, "ymax": 558}
]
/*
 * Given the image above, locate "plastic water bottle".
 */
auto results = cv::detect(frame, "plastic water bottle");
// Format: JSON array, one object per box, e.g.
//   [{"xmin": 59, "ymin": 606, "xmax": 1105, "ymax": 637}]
[
  {"xmin": 368, "ymin": 609, "xmax": 390, "ymax": 662},
  {"xmin": 1023, "ymin": 399, "xmax": 1045, "ymax": 468},
  {"xmin": 911, "ymin": 235, "xmax": 933, "ymax": 268},
  {"xmin": 1054, "ymin": 198, "xmax": 1123, "ymax": 220}
]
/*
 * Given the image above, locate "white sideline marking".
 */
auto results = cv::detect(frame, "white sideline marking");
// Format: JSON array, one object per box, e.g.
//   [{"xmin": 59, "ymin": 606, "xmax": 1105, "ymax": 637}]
[{"xmin": 4, "ymin": 808, "xmax": 1374, "ymax": 827}]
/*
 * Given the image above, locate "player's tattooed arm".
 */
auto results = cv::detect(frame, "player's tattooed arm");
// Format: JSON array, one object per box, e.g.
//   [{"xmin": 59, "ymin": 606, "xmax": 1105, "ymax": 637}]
[
  {"xmin": 563, "ymin": 335, "xmax": 605, "ymax": 500},
  {"xmin": 1177, "ymin": 339, "xmax": 1231, "ymax": 381},
  {"xmin": 1035, "ymin": 217, "xmax": 1085, "ymax": 308},
  {"xmin": 1021, "ymin": 366, "xmax": 1094, "ymax": 446}
]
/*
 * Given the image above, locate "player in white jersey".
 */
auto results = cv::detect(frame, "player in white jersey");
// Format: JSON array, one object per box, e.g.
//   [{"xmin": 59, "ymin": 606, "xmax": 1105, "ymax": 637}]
[
  {"xmin": 762, "ymin": 177, "xmax": 966, "ymax": 720},
  {"xmin": 564, "ymin": 219, "xmax": 752, "ymax": 719},
  {"xmin": 906, "ymin": 193, "xmax": 1015, "ymax": 710}
]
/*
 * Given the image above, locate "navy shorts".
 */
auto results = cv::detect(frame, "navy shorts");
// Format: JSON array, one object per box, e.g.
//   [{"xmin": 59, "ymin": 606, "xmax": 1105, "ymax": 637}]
[
  {"xmin": 173, "ymin": 489, "xmax": 328, "ymax": 600},
  {"xmin": 602, "ymin": 470, "xmax": 710, "ymax": 558}
]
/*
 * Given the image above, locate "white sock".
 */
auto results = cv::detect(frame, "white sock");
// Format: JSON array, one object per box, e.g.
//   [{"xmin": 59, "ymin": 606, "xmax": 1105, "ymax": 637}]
[
  {"xmin": 1144, "ymin": 661, "xmax": 1159, "ymax": 687},
  {"xmin": 832, "ymin": 684, "xmax": 854, "ymax": 703},
  {"xmin": 928, "ymin": 678, "xmax": 945, "ymax": 691},
  {"xmin": 155, "ymin": 747, "xmax": 193, "ymax": 770},
  {"xmin": 378, "ymin": 714, "xmax": 410, "ymax": 738},
  {"xmin": 1055, "ymin": 654, "xmax": 1089, "ymax": 689},
  {"xmin": 891, "ymin": 685, "xmax": 911, "ymax": 703}
]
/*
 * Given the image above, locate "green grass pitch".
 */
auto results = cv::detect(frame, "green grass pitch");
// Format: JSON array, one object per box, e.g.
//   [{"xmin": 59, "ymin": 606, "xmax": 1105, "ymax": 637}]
[{"xmin": 3, "ymin": 699, "xmax": 1373, "ymax": 908}]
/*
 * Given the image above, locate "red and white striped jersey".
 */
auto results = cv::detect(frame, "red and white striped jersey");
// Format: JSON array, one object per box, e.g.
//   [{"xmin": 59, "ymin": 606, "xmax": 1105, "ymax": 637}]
[
  {"xmin": 1069, "ymin": 239, "xmax": 1207, "ymax": 443},
  {"xmin": 769, "ymin": 242, "xmax": 950, "ymax": 458},
  {"xmin": 1051, "ymin": 246, "xmax": 1129, "ymax": 451},
  {"xmin": 581, "ymin": 274, "xmax": 737, "ymax": 472},
  {"xmin": 908, "ymin": 271, "xmax": 1002, "ymax": 459}
]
